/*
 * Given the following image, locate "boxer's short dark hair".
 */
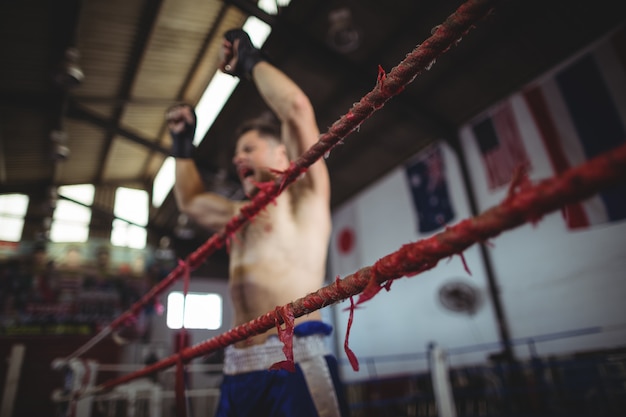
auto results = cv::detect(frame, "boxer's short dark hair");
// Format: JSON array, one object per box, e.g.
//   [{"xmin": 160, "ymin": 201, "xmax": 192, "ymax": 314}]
[{"xmin": 235, "ymin": 112, "xmax": 281, "ymax": 143}]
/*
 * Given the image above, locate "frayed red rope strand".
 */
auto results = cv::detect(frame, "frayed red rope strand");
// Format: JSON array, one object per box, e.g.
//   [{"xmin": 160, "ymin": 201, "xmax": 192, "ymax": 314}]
[
  {"xmin": 344, "ymin": 295, "xmax": 360, "ymax": 371},
  {"xmin": 269, "ymin": 306, "xmax": 296, "ymax": 372}
]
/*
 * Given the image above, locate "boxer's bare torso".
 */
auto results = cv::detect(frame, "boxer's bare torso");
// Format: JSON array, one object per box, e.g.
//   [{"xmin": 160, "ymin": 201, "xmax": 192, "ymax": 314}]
[{"xmin": 229, "ymin": 187, "xmax": 330, "ymax": 347}]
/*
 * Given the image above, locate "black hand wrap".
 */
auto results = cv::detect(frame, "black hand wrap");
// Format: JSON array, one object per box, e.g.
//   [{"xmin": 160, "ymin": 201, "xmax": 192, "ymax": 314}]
[
  {"xmin": 224, "ymin": 29, "xmax": 264, "ymax": 80},
  {"xmin": 167, "ymin": 104, "xmax": 197, "ymax": 159}
]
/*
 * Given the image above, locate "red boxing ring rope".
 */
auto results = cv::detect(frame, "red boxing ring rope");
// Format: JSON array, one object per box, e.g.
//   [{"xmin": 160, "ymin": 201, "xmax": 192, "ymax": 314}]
[
  {"xmin": 94, "ymin": 142, "xmax": 626, "ymax": 394},
  {"xmin": 62, "ymin": 0, "xmax": 502, "ymax": 363}
]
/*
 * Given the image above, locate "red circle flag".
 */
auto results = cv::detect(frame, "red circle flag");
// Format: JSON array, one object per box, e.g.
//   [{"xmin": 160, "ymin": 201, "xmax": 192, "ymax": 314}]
[{"xmin": 337, "ymin": 228, "xmax": 355, "ymax": 254}]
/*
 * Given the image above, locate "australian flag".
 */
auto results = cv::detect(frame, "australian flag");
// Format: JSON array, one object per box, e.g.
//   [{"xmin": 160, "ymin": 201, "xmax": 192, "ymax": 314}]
[{"xmin": 405, "ymin": 144, "xmax": 455, "ymax": 234}]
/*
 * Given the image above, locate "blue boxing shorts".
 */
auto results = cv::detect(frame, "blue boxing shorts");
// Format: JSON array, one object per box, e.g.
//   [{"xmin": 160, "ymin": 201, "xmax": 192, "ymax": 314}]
[{"xmin": 214, "ymin": 321, "xmax": 349, "ymax": 417}]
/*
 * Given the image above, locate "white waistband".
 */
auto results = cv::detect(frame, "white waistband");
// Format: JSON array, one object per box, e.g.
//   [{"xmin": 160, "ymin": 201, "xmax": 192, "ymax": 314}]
[{"xmin": 223, "ymin": 334, "xmax": 330, "ymax": 375}]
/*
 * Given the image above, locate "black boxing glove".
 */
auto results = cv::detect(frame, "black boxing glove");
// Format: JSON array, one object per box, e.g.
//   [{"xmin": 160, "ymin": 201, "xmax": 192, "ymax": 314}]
[
  {"xmin": 166, "ymin": 103, "xmax": 196, "ymax": 159},
  {"xmin": 224, "ymin": 29, "xmax": 265, "ymax": 80}
]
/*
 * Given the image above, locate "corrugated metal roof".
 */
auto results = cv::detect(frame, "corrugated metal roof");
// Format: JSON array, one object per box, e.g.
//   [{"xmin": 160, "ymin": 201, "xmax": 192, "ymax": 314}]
[{"xmin": 0, "ymin": 0, "xmax": 623, "ymax": 244}]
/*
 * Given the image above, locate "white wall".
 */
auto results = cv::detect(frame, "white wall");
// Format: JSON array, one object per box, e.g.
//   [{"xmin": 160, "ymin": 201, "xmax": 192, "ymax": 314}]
[
  {"xmin": 457, "ymin": 27, "xmax": 626, "ymax": 358},
  {"xmin": 330, "ymin": 143, "xmax": 502, "ymax": 383},
  {"xmin": 328, "ymin": 29, "xmax": 626, "ymax": 384},
  {"xmin": 459, "ymin": 97, "xmax": 626, "ymax": 358}
]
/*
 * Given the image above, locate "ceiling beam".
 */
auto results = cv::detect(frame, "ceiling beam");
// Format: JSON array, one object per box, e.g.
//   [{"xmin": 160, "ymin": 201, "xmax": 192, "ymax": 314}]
[
  {"xmin": 140, "ymin": 2, "xmax": 231, "ymax": 175},
  {"xmin": 58, "ymin": 193, "xmax": 170, "ymax": 237},
  {"xmin": 0, "ymin": 91, "xmax": 58, "ymax": 111},
  {"xmin": 92, "ymin": 0, "xmax": 165, "ymax": 184},
  {"xmin": 0, "ymin": 176, "xmax": 153, "ymax": 195},
  {"xmin": 66, "ymin": 100, "xmax": 169, "ymax": 155}
]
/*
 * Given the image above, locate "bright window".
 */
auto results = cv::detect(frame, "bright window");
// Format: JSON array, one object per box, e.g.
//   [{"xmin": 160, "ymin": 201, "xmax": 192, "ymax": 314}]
[
  {"xmin": 111, "ymin": 187, "xmax": 148, "ymax": 249},
  {"xmin": 0, "ymin": 194, "xmax": 29, "ymax": 242},
  {"xmin": 152, "ymin": 3, "xmax": 284, "ymax": 203},
  {"xmin": 152, "ymin": 156, "xmax": 175, "ymax": 208},
  {"xmin": 59, "ymin": 184, "xmax": 95, "ymax": 205},
  {"xmin": 50, "ymin": 185, "xmax": 94, "ymax": 243},
  {"xmin": 166, "ymin": 292, "xmax": 223, "ymax": 330},
  {"xmin": 193, "ymin": 0, "xmax": 275, "ymax": 145},
  {"xmin": 258, "ymin": 0, "xmax": 292, "ymax": 15}
]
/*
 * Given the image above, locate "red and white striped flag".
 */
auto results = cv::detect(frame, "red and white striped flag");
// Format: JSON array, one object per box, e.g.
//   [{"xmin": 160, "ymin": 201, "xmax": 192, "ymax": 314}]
[
  {"xmin": 471, "ymin": 99, "xmax": 531, "ymax": 190},
  {"xmin": 522, "ymin": 26, "xmax": 626, "ymax": 229}
]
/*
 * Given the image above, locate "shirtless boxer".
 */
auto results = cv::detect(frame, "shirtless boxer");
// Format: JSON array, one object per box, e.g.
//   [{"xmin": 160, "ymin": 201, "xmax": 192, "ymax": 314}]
[{"xmin": 166, "ymin": 29, "xmax": 348, "ymax": 417}]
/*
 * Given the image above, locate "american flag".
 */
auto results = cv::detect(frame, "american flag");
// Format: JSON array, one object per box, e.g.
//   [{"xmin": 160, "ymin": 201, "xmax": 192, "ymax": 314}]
[{"xmin": 471, "ymin": 100, "xmax": 531, "ymax": 190}]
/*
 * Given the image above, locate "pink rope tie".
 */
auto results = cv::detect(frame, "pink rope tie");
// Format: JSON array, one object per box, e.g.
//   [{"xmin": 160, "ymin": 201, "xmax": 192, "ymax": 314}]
[{"xmin": 269, "ymin": 306, "xmax": 296, "ymax": 372}]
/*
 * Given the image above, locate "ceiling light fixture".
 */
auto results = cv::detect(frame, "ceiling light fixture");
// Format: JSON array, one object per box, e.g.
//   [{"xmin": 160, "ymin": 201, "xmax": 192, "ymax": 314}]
[{"xmin": 327, "ymin": 8, "xmax": 360, "ymax": 54}]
